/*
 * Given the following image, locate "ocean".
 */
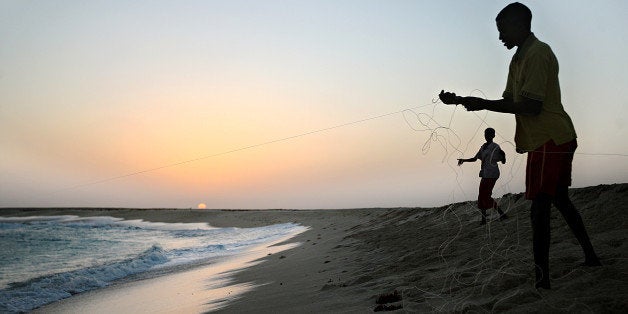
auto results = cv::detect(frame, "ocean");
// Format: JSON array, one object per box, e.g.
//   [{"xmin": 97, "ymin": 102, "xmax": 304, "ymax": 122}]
[{"xmin": 0, "ymin": 215, "xmax": 307, "ymax": 313}]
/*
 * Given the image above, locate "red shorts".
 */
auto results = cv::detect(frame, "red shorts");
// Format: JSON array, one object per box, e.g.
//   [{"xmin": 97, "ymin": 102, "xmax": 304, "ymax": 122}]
[
  {"xmin": 525, "ymin": 139, "xmax": 577, "ymax": 200},
  {"xmin": 478, "ymin": 178, "xmax": 498, "ymax": 210}
]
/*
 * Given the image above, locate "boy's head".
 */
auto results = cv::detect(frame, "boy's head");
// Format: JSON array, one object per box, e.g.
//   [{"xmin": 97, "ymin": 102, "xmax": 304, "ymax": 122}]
[
  {"xmin": 496, "ymin": 2, "xmax": 532, "ymax": 50},
  {"xmin": 484, "ymin": 128, "xmax": 496, "ymax": 141}
]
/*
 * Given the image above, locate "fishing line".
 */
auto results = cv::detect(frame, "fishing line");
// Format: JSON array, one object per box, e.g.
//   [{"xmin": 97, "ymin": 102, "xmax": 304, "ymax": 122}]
[
  {"xmin": 58, "ymin": 104, "xmax": 434, "ymax": 192},
  {"xmin": 42, "ymin": 88, "xmax": 624, "ymax": 311},
  {"xmin": 400, "ymin": 95, "xmax": 536, "ymax": 311},
  {"xmin": 60, "ymin": 91, "xmax": 626, "ymax": 193},
  {"xmin": 398, "ymin": 91, "xmax": 625, "ymax": 312}
]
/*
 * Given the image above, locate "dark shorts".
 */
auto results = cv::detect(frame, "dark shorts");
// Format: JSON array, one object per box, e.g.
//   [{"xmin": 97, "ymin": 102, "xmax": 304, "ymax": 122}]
[
  {"xmin": 525, "ymin": 139, "xmax": 577, "ymax": 200},
  {"xmin": 478, "ymin": 177, "xmax": 498, "ymax": 210}
]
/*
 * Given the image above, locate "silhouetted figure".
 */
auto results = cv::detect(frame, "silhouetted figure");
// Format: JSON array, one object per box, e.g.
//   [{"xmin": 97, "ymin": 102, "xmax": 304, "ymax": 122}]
[
  {"xmin": 439, "ymin": 2, "xmax": 601, "ymax": 289},
  {"xmin": 458, "ymin": 128, "xmax": 508, "ymax": 225}
]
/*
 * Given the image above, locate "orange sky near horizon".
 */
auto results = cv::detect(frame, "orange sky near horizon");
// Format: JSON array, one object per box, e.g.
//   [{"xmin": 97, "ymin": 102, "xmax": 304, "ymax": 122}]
[{"xmin": 1, "ymin": 0, "xmax": 627, "ymax": 209}]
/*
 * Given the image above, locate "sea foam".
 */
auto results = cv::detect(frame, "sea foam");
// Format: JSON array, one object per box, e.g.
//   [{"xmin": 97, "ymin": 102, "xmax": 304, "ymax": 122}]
[{"xmin": 0, "ymin": 215, "xmax": 306, "ymax": 313}]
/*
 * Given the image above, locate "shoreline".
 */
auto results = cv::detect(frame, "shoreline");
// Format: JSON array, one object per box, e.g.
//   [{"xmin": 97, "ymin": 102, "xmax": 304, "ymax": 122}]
[
  {"xmin": 32, "ymin": 237, "xmax": 303, "ymax": 314},
  {"xmin": 2, "ymin": 183, "xmax": 627, "ymax": 312}
]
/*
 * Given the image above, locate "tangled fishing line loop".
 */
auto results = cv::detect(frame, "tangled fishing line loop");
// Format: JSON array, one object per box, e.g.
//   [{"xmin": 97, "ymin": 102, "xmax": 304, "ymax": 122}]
[
  {"xmin": 397, "ymin": 90, "xmax": 626, "ymax": 312},
  {"xmin": 397, "ymin": 92, "xmax": 533, "ymax": 311}
]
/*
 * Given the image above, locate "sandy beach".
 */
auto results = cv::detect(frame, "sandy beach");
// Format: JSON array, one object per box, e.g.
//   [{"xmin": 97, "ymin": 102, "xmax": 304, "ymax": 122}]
[{"xmin": 3, "ymin": 183, "xmax": 627, "ymax": 313}]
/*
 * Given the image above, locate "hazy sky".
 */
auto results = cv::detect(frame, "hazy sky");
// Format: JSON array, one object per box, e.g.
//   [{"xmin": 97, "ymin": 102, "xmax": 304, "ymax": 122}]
[{"xmin": 1, "ymin": 0, "xmax": 627, "ymax": 209}]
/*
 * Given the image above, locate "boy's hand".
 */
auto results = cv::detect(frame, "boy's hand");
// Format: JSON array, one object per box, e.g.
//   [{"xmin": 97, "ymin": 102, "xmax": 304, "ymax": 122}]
[
  {"xmin": 457, "ymin": 159, "xmax": 464, "ymax": 166},
  {"xmin": 461, "ymin": 97, "xmax": 484, "ymax": 111},
  {"xmin": 439, "ymin": 90, "xmax": 460, "ymax": 105}
]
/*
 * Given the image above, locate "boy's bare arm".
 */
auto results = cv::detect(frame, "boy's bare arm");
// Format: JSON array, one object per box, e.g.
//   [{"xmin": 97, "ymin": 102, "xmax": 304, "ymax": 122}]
[
  {"xmin": 457, "ymin": 157, "xmax": 478, "ymax": 166},
  {"xmin": 439, "ymin": 90, "xmax": 542, "ymax": 116}
]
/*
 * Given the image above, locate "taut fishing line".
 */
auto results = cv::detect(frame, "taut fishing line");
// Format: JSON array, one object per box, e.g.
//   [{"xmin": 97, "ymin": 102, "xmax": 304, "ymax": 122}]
[
  {"xmin": 56, "ymin": 105, "xmax": 430, "ymax": 192},
  {"xmin": 59, "ymin": 90, "xmax": 626, "ymax": 192}
]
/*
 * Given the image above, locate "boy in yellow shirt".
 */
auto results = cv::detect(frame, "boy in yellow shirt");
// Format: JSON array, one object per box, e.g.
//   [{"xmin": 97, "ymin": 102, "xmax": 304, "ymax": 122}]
[{"xmin": 439, "ymin": 2, "xmax": 600, "ymax": 289}]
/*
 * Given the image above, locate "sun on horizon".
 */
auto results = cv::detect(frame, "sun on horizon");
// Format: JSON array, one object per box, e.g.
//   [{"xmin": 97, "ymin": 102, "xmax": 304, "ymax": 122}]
[{"xmin": 197, "ymin": 203, "xmax": 207, "ymax": 209}]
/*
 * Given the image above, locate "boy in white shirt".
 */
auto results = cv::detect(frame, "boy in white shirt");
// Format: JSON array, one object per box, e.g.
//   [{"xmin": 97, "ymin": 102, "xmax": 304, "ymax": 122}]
[{"xmin": 458, "ymin": 128, "xmax": 508, "ymax": 224}]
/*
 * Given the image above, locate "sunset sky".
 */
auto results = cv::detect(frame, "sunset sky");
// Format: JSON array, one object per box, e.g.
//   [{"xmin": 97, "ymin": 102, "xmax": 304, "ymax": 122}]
[{"xmin": 2, "ymin": 0, "xmax": 627, "ymax": 209}]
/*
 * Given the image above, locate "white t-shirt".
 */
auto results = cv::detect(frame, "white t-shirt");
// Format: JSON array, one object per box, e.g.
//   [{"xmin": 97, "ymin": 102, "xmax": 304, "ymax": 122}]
[{"xmin": 474, "ymin": 142, "xmax": 504, "ymax": 179}]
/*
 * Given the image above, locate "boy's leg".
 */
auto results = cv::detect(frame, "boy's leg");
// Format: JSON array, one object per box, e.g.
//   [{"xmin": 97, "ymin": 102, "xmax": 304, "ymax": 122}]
[
  {"xmin": 488, "ymin": 180, "xmax": 508, "ymax": 220},
  {"xmin": 552, "ymin": 186, "xmax": 601, "ymax": 266},
  {"xmin": 526, "ymin": 139, "xmax": 580, "ymax": 289},
  {"xmin": 531, "ymin": 193, "xmax": 552, "ymax": 289},
  {"xmin": 478, "ymin": 178, "xmax": 494, "ymax": 224}
]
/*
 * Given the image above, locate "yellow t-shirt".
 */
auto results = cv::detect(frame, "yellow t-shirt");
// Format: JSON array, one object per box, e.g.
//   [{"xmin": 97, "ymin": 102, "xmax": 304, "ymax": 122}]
[{"xmin": 502, "ymin": 33, "xmax": 577, "ymax": 152}]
